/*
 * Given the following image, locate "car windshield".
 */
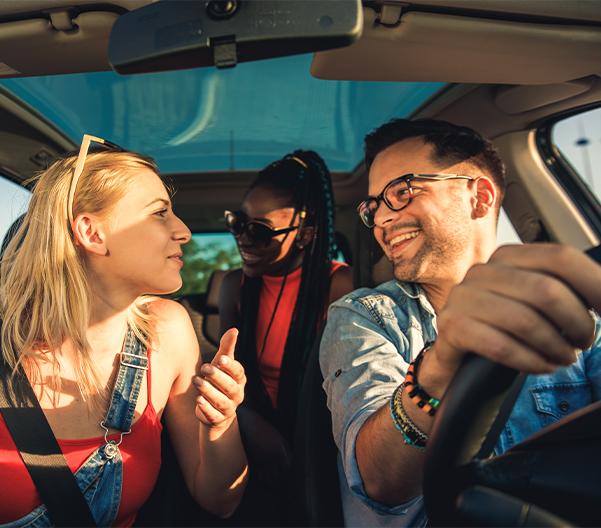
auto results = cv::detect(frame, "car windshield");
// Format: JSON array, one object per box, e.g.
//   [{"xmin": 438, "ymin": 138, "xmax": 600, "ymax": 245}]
[{"xmin": 0, "ymin": 53, "xmax": 443, "ymax": 173}]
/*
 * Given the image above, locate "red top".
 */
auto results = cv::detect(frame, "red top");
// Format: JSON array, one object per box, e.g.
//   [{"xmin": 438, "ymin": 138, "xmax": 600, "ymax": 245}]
[
  {"xmin": 0, "ymin": 353, "xmax": 162, "ymax": 526},
  {"xmin": 256, "ymin": 261, "xmax": 346, "ymax": 407}
]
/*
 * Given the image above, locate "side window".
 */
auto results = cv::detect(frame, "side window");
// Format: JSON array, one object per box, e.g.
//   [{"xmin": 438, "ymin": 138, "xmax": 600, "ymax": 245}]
[
  {"xmin": 497, "ymin": 208, "xmax": 521, "ymax": 247},
  {"xmin": 178, "ymin": 233, "xmax": 241, "ymax": 295},
  {"xmin": 552, "ymin": 107, "xmax": 601, "ymax": 199},
  {"xmin": 0, "ymin": 177, "xmax": 31, "ymax": 248}
]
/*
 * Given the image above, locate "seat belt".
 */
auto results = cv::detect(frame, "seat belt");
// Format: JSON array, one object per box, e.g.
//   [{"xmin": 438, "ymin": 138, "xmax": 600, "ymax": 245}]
[
  {"xmin": 0, "ymin": 358, "xmax": 97, "ymax": 527},
  {"xmin": 476, "ymin": 371, "xmax": 529, "ymax": 459}
]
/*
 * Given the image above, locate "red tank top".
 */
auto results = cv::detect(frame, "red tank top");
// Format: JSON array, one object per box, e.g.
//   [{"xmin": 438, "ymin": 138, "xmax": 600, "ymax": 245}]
[
  {"xmin": 255, "ymin": 261, "xmax": 346, "ymax": 407},
  {"xmin": 0, "ymin": 353, "xmax": 162, "ymax": 526}
]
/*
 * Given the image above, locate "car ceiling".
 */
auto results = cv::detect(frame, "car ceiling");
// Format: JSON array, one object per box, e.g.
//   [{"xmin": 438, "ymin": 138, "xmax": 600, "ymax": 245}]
[
  {"xmin": 0, "ymin": 0, "xmax": 600, "ymax": 236},
  {"xmin": 0, "ymin": 0, "xmax": 599, "ymax": 80}
]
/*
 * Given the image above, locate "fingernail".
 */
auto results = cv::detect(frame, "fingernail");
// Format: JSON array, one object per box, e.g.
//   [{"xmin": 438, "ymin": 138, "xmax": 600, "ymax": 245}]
[
  {"xmin": 218, "ymin": 356, "xmax": 229, "ymax": 366},
  {"xmin": 202, "ymin": 365, "xmax": 214, "ymax": 375},
  {"xmin": 193, "ymin": 376, "xmax": 205, "ymax": 387}
]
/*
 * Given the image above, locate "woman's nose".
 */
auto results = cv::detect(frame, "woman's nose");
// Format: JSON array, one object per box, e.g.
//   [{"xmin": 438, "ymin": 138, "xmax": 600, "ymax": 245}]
[{"xmin": 174, "ymin": 216, "xmax": 191, "ymax": 243}]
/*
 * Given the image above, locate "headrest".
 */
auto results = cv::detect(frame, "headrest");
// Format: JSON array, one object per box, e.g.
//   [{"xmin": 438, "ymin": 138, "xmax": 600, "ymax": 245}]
[
  {"xmin": 206, "ymin": 269, "xmax": 228, "ymax": 309},
  {"xmin": 353, "ymin": 220, "xmax": 394, "ymax": 289}
]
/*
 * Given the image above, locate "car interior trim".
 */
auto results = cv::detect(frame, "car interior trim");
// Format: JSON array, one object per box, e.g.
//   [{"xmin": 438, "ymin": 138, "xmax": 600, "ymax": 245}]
[
  {"xmin": 311, "ymin": 8, "xmax": 601, "ymax": 85},
  {"xmin": 498, "ymin": 129, "xmax": 598, "ymax": 249}
]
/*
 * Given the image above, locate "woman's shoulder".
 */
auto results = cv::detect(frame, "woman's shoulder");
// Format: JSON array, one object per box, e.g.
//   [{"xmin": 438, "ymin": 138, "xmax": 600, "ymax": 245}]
[
  {"xmin": 148, "ymin": 296, "xmax": 188, "ymax": 321},
  {"xmin": 147, "ymin": 298, "xmax": 196, "ymax": 343},
  {"xmin": 146, "ymin": 298, "xmax": 200, "ymax": 374}
]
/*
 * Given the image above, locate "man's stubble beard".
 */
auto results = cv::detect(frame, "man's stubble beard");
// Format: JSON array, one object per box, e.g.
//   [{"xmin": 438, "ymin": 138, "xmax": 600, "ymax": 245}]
[{"xmin": 390, "ymin": 215, "xmax": 471, "ymax": 285}]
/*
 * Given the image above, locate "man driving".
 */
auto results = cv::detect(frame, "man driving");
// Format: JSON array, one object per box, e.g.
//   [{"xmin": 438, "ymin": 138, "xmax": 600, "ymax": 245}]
[{"xmin": 319, "ymin": 118, "xmax": 601, "ymax": 526}]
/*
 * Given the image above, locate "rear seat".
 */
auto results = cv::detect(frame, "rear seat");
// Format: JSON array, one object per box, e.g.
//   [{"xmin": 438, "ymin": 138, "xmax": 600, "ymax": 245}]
[{"xmin": 177, "ymin": 269, "xmax": 229, "ymax": 364}]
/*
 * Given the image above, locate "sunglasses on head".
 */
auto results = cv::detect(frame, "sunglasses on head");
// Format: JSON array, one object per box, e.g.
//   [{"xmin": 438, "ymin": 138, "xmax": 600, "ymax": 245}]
[
  {"xmin": 67, "ymin": 134, "xmax": 125, "ymax": 224},
  {"xmin": 224, "ymin": 210, "xmax": 299, "ymax": 248}
]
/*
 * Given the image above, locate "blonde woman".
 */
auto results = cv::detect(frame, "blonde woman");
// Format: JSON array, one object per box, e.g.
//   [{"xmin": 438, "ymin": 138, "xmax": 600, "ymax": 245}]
[{"xmin": 0, "ymin": 136, "xmax": 248, "ymax": 526}]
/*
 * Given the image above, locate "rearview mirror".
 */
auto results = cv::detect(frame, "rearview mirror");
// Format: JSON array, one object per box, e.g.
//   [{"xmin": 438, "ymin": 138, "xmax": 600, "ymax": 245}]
[{"xmin": 108, "ymin": 0, "xmax": 363, "ymax": 74}]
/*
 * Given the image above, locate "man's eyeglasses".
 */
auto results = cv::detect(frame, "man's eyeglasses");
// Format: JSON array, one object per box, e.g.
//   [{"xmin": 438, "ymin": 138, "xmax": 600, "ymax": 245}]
[
  {"xmin": 67, "ymin": 134, "xmax": 125, "ymax": 223},
  {"xmin": 224, "ymin": 210, "xmax": 299, "ymax": 248},
  {"xmin": 357, "ymin": 173, "xmax": 475, "ymax": 228}
]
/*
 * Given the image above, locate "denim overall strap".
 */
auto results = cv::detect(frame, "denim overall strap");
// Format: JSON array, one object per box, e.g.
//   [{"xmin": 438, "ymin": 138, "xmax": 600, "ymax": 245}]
[
  {"xmin": 0, "ymin": 328, "xmax": 150, "ymax": 528},
  {"xmin": 102, "ymin": 327, "xmax": 148, "ymax": 432}
]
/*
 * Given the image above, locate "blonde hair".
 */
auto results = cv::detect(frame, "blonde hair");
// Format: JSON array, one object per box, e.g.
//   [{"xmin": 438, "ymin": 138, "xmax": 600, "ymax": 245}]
[{"xmin": 0, "ymin": 148, "xmax": 163, "ymax": 408}]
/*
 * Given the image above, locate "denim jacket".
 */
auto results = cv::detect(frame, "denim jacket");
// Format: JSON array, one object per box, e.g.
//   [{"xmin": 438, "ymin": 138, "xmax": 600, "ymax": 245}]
[{"xmin": 319, "ymin": 280, "xmax": 601, "ymax": 527}]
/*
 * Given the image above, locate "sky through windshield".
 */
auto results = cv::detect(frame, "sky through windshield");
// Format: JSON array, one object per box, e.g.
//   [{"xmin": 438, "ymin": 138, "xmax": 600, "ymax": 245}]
[{"xmin": 0, "ymin": 53, "xmax": 443, "ymax": 173}]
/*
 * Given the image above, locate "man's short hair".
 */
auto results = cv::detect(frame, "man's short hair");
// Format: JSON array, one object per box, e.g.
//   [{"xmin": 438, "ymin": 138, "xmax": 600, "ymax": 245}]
[{"xmin": 364, "ymin": 118, "xmax": 506, "ymax": 208}]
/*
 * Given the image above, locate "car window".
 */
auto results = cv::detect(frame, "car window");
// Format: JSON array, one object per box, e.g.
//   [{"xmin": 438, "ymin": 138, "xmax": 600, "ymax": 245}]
[
  {"xmin": 497, "ymin": 208, "xmax": 521, "ymax": 247},
  {"xmin": 0, "ymin": 176, "xmax": 31, "ymax": 246},
  {"xmin": 177, "ymin": 233, "xmax": 241, "ymax": 295},
  {"xmin": 552, "ymin": 107, "xmax": 601, "ymax": 199}
]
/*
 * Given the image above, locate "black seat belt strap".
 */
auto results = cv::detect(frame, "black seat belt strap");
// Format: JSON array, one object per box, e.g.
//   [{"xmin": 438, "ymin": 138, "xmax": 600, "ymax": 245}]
[
  {"xmin": 0, "ymin": 360, "xmax": 97, "ymax": 527},
  {"xmin": 476, "ymin": 371, "xmax": 529, "ymax": 459}
]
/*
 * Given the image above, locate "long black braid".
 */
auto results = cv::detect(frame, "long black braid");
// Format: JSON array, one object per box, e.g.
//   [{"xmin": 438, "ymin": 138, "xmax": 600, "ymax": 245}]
[{"xmin": 238, "ymin": 150, "xmax": 337, "ymax": 441}]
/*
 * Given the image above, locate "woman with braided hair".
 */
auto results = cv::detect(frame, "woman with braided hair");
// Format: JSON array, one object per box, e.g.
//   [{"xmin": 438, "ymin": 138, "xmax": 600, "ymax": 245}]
[{"xmin": 219, "ymin": 150, "xmax": 353, "ymax": 525}]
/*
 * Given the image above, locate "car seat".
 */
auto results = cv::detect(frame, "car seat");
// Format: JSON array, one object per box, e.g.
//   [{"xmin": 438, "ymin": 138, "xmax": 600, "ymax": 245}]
[
  {"xmin": 178, "ymin": 269, "xmax": 228, "ymax": 363},
  {"xmin": 290, "ymin": 220, "xmax": 394, "ymax": 527},
  {"xmin": 289, "ymin": 323, "xmax": 343, "ymax": 527},
  {"xmin": 352, "ymin": 218, "xmax": 393, "ymax": 289}
]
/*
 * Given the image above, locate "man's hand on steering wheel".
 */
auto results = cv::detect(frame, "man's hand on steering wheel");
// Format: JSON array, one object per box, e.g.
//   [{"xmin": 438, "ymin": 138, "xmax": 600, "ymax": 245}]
[{"xmin": 421, "ymin": 244, "xmax": 600, "ymax": 399}]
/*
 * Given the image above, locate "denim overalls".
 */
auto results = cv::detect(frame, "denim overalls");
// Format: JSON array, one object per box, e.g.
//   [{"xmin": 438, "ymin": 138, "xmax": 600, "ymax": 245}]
[{"xmin": 3, "ymin": 328, "xmax": 149, "ymax": 527}]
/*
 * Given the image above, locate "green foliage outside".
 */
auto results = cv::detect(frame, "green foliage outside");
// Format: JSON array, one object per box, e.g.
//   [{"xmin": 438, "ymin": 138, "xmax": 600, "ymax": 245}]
[{"xmin": 173, "ymin": 234, "xmax": 241, "ymax": 297}]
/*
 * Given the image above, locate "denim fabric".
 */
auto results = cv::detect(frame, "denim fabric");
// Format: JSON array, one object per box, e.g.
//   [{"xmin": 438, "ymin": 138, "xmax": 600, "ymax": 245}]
[
  {"xmin": 104, "ymin": 328, "xmax": 149, "ymax": 432},
  {"xmin": 496, "ymin": 322, "xmax": 601, "ymax": 453},
  {"xmin": 2, "ymin": 327, "xmax": 147, "ymax": 528},
  {"xmin": 319, "ymin": 280, "xmax": 601, "ymax": 527}
]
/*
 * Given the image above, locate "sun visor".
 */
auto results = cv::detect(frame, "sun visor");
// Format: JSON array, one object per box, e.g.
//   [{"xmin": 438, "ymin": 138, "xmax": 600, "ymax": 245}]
[
  {"xmin": 108, "ymin": 0, "xmax": 363, "ymax": 74},
  {"xmin": 311, "ymin": 9, "xmax": 601, "ymax": 85},
  {"xmin": 0, "ymin": 11, "xmax": 120, "ymax": 78}
]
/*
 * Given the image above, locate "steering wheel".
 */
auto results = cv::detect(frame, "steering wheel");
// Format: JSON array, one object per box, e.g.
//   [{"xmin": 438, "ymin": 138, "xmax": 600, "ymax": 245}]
[{"xmin": 422, "ymin": 245, "xmax": 601, "ymax": 528}]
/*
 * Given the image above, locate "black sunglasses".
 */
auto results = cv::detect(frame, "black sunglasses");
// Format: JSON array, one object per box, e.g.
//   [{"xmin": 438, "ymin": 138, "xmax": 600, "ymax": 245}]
[{"xmin": 224, "ymin": 210, "xmax": 299, "ymax": 248}]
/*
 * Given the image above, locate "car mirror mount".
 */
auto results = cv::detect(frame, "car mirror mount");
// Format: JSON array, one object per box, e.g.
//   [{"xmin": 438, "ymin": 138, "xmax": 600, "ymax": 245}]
[{"xmin": 108, "ymin": 0, "xmax": 363, "ymax": 74}]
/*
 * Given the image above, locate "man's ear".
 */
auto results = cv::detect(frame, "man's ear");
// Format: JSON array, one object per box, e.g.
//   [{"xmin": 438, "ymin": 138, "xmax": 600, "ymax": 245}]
[
  {"xmin": 72, "ymin": 214, "xmax": 107, "ymax": 255},
  {"xmin": 296, "ymin": 225, "xmax": 315, "ymax": 250},
  {"xmin": 472, "ymin": 177, "xmax": 496, "ymax": 219}
]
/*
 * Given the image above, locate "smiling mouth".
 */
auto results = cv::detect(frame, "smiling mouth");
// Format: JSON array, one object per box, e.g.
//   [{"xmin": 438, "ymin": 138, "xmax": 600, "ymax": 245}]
[
  {"xmin": 240, "ymin": 250, "xmax": 262, "ymax": 263},
  {"xmin": 390, "ymin": 231, "xmax": 420, "ymax": 247}
]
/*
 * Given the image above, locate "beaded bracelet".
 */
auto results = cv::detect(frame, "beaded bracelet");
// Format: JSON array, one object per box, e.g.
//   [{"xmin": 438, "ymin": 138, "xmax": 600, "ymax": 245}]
[
  {"xmin": 405, "ymin": 342, "xmax": 440, "ymax": 417},
  {"xmin": 389, "ymin": 383, "xmax": 427, "ymax": 451}
]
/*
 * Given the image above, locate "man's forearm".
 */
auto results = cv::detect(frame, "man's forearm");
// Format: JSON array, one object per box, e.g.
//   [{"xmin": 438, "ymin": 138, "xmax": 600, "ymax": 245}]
[{"xmin": 355, "ymin": 394, "xmax": 431, "ymax": 506}]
